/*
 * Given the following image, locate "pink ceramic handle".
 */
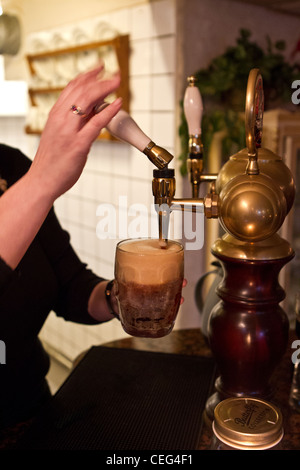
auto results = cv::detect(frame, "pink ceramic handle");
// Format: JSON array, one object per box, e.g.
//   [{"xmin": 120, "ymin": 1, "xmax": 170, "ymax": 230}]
[
  {"xmin": 106, "ymin": 108, "xmax": 151, "ymax": 152},
  {"xmin": 184, "ymin": 76, "xmax": 203, "ymax": 136}
]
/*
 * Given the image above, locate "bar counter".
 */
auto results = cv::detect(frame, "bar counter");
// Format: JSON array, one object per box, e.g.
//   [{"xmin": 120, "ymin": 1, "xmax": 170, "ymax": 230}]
[
  {"xmin": 5, "ymin": 328, "xmax": 300, "ymax": 450},
  {"xmin": 101, "ymin": 328, "xmax": 300, "ymax": 450}
]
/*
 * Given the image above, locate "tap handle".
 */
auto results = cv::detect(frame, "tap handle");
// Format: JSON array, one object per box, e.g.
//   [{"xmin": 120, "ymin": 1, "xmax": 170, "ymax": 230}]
[
  {"xmin": 184, "ymin": 76, "xmax": 203, "ymax": 136},
  {"xmin": 105, "ymin": 108, "xmax": 151, "ymax": 152},
  {"xmin": 104, "ymin": 107, "xmax": 173, "ymax": 169}
]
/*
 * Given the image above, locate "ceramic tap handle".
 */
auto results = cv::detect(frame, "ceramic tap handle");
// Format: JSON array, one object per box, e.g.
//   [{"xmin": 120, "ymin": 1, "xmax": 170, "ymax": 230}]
[
  {"xmin": 103, "ymin": 106, "xmax": 173, "ymax": 169},
  {"xmin": 184, "ymin": 76, "xmax": 203, "ymax": 136},
  {"xmin": 106, "ymin": 108, "xmax": 151, "ymax": 152}
]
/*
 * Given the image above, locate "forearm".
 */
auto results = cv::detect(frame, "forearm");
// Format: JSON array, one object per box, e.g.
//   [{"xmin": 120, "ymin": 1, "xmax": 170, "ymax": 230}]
[{"xmin": 0, "ymin": 170, "xmax": 54, "ymax": 269}]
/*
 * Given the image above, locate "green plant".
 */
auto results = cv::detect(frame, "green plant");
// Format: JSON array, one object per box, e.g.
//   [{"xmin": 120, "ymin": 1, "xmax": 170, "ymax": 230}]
[{"xmin": 178, "ymin": 29, "xmax": 299, "ymax": 175}]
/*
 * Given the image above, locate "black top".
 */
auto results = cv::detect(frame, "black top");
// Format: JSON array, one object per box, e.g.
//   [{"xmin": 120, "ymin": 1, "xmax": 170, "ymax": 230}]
[{"xmin": 0, "ymin": 144, "xmax": 104, "ymax": 427}]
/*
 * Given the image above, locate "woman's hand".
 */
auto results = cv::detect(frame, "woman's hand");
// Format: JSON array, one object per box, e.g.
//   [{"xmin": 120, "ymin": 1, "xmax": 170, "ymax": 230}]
[
  {"xmin": 0, "ymin": 65, "xmax": 123, "ymax": 270},
  {"xmin": 180, "ymin": 278, "xmax": 187, "ymax": 305},
  {"xmin": 29, "ymin": 65, "xmax": 123, "ymax": 201},
  {"xmin": 89, "ymin": 278, "xmax": 187, "ymax": 323}
]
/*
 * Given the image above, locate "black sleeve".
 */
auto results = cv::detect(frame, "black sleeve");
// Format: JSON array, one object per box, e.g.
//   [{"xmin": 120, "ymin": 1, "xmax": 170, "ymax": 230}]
[
  {"xmin": 0, "ymin": 143, "xmax": 106, "ymax": 325},
  {"xmin": 0, "ymin": 210, "xmax": 104, "ymax": 324},
  {"xmin": 37, "ymin": 207, "xmax": 106, "ymax": 325},
  {"xmin": 0, "ymin": 257, "xmax": 18, "ymax": 295}
]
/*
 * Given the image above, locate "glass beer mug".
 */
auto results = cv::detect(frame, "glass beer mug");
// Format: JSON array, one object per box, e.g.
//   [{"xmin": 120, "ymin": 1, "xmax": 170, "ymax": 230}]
[{"xmin": 114, "ymin": 238, "xmax": 184, "ymax": 338}]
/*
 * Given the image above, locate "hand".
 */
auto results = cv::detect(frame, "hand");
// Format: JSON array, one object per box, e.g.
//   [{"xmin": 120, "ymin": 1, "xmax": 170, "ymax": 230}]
[
  {"xmin": 29, "ymin": 65, "xmax": 123, "ymax": 201},
  {"xmin": 180, "ymin": 278, "xmax": 187, "ymax": 305}
]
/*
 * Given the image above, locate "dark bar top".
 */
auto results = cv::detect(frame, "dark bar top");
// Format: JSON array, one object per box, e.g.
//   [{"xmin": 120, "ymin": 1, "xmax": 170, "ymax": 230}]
[
  {"xmin": 2, "ymin": 328, "xmax": 299, "ymax": 450},
  {"xmin": 101, "ymin": 328, "xmax": 300, "ymax": 450}
]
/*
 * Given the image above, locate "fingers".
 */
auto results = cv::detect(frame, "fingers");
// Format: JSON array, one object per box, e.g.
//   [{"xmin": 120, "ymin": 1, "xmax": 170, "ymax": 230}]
[
  {"xmin": 180, "ymin": 279, "xmax": 187, "ymax": 305},
  {"xmin": 79, "ymin": 96, "xmax": 123, "ymax": 143},
  {"xmin": 59, "ymin": 66, "xmax": 121, "ymax": 118},
  {"xmin": 59, "ymin": 64, "xmax": 105, "ymax": 102}
]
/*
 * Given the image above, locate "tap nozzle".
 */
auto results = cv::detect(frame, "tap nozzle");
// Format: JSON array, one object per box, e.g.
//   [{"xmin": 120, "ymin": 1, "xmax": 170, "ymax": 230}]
[{"xmin": 152, "ymin": 168, "xmax": 176, "ymax": 246}]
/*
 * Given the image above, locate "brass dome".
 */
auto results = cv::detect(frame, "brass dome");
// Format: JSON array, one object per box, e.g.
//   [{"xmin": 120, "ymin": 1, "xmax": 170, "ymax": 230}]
[{"xmin": 216, "ymin": 147, "xmax": 295, "ymax": 214}]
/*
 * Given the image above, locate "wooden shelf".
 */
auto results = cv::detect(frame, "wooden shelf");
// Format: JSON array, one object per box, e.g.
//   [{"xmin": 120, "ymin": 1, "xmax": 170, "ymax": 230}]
[{"xmin": 25, "ymin": 34, "xmax": 130, "ymax": 139}]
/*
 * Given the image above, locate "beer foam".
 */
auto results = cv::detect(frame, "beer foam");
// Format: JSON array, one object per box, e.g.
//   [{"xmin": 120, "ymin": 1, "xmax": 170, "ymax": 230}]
[{"xmin": 115, "ymin": 239, "xmax": 184, "ymax": 284}]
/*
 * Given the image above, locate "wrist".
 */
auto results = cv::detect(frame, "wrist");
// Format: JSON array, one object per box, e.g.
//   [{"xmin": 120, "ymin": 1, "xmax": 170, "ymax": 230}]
[
  {"xmin": 105, "ymin": 280, "xmax": 120, "ymax": 320},
  {"xmin": 24, "ymin": 167, "xmax": 56, "ymax": 207}
]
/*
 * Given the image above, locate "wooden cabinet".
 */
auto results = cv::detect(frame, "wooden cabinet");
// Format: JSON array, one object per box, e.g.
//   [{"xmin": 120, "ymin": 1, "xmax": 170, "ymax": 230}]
[{"xmin": 25, "ymin": 34, "xmax": 129, "ymax": 141}]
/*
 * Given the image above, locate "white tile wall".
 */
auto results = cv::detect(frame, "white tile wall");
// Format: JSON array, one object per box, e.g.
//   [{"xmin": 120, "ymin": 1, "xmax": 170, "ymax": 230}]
[
  {"xmin": 0, "ymin": 117, "xmax": 30, "ymax": 155},
  {"xmin": 5, "ymin": 0, "xmax": 182, "ymax": 363}
]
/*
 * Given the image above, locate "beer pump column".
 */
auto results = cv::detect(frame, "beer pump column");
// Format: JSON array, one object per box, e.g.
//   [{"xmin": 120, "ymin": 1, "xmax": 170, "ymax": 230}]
[{"xmin": 204, "ymin": 69, "xmax": 295, "ymax": 420}]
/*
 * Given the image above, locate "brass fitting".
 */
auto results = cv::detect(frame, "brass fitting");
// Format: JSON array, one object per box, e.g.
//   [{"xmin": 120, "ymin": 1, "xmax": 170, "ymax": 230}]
[
  {"xmin": 187, "ymin": 155, "xmax": 204, "ymax": 185},
  {"xmin": 144, "ymin": 141, "xmax": 174, "ymax": 170},
  {"xmin": 188, "ymin": 135, "xmax": 203, "ymax": 156},
  {"xmin": 204, "ymin": 192, "xmax": 219, "ymax": 219},
  {"xmin": 152, "ymin": 169, "xmax": 176, "ymax": 207},
  {"xmin": 152, "ymin": 169, "xmax": 176, "ymax": 245}
]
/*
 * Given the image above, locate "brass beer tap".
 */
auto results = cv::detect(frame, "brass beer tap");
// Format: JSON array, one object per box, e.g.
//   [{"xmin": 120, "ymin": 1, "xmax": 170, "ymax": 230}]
[
  {"xmin": 106, "ymin": 108, "xmax": 218, "ymax": 246},
  {"xmin": 184, "ymin": 76, "xmax": 218, "ymax": 197},
  {"xmin": 184, "ymin": 75, "xmax": 204, "ymax": 198}
]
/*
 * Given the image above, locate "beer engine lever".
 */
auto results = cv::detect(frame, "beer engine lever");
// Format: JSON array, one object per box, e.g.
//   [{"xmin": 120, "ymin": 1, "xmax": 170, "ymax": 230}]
[
  {"xmin": 184, "ymin": 76, "xmax": 217, "ymax": 198},
  {"xmin": 184, "ymin": 76, "xmax": 204, "ymax": 198},
  {"xmin": 105, "ymin": 108, "xmax": 173, "ymax": 170}
]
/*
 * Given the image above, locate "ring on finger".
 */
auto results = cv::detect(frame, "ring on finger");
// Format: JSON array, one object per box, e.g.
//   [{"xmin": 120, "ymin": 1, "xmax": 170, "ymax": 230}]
[{"xmin": 70, "ymin": 104, "xmax": 87, "ymax": 117}]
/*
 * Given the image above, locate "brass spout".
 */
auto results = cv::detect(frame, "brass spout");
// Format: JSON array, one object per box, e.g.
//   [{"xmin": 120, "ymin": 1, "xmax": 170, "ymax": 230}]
[
  {"xmin": 152, "ymin": 169, "xmax": 176, "ymax": 245},
  {"xmin": 152, "ymin": 168, "xmax": 219, "ymax": 244}
]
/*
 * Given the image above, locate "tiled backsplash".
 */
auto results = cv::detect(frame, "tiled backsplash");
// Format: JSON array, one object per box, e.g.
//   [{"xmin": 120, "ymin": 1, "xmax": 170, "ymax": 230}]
[{"xmin": 0, "ymin": 0, "xmax": 185, "ymax": 364}]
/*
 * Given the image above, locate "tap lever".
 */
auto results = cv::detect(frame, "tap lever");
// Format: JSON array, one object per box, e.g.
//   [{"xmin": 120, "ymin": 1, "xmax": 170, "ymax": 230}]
[
  {"xmin": 106, "ymin": 108, "xmax": 150, "ymax": 152},
  {"xmin": 184, "ymin": 76, "xmax": 205, "ymax": 198},
  {"xmin": 105, "ymin": 108, "xmax": 173, "ymax": 170},
  {"xmin": 184, "ymin": 76, "xmax": 203, "ymax": 156}
]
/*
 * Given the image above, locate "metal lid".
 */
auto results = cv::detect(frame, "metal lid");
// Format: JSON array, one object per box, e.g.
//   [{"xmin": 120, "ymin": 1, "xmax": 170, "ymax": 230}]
[{"xmin": 213, "ymin": 398, "xmax": 283, "ymax": 450}]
